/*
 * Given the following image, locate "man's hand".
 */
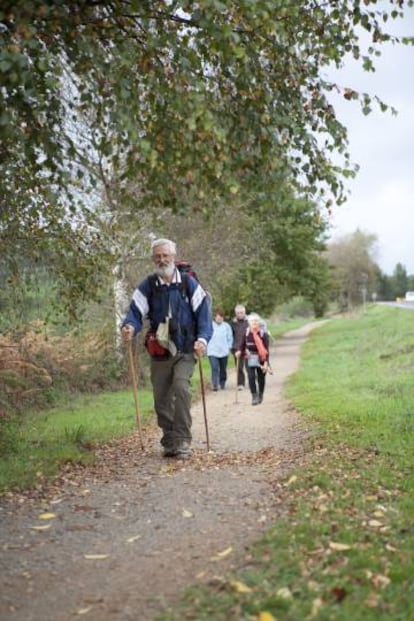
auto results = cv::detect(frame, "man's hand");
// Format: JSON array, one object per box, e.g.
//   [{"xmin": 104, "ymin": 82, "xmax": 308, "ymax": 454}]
[
  {"xmin": 121, "ymin": 325, "xmax": 135, "ymax": 343},
  {"xmin": 194, "ymin": 340, "xmax": 206, "ymax": 357}
]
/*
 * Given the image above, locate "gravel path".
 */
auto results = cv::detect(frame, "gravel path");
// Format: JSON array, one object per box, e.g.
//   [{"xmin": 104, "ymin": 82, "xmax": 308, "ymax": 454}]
[{"xmin": 0, "ymin": 322, "xmax": 322, "ymax": 621}]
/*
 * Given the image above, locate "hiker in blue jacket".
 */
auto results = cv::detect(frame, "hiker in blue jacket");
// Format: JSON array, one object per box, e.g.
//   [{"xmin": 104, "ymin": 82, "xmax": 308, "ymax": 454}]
[
  {"xmin": 207, "ymin": 310, "xmax": 233, "ymax": 391},
  {"xmin": 121, "ymin": 238, "xmax": 213, "ymax": 459}
]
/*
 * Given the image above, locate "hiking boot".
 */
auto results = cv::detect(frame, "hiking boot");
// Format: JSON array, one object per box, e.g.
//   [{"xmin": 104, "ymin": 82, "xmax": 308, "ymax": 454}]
[
  {"xmin": 258, "ymin": 392, "xmax": 263, "ymax": 403},
  {"xmin": 174, "ymin": 442, "xmax": 192, "ymax": 459},
  {"xmin": 252, "ymin": 394, "xmax": 260, "ymax": 405},
  {"xmin": 162, "ymin": 446, "xmax": 178, "ymax": 458},
  {"xmin": 237, "ymin": 385, "xmax": 244, "ymax": 391}
]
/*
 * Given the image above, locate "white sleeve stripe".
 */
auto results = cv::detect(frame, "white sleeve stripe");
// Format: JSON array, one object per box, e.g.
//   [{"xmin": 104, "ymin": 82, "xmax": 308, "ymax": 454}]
[
  {"xmin": 191, "ymin": 284, "xmax": 205, "ymax": 312},
  {"xmin": 132, "ymin": 288, "xmax": 149, "ymax": 318}
]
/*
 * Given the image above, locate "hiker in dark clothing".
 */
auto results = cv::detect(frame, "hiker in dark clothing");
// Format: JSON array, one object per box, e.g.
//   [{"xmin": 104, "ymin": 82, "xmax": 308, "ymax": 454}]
[
  {"xmin": 231, "ymin": 304, "xmax": 249, "ymax": 390},
  {"xmin": 236, "ymin": 313, "xmax": 270, "ymax": 405},
  {"xmin": 121, "ymin": 238, "xmax": 212, "ymax": 459}
]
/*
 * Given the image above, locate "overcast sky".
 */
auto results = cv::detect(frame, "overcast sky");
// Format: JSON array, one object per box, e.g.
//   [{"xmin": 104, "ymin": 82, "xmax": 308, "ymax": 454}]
[{"xmin": 326, "ymin": 6, "xmax": 414, "ymax": 276}]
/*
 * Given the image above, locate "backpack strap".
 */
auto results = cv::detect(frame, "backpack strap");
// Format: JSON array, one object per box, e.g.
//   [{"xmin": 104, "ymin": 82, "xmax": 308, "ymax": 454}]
[
  {"xmin": 148, "ymin": 273, "xmax": 189, "ymax": 300},
  {"xmin": 148, "ymin": 273, "xmax": 161, "ymax": 296},
  {"xmin": 180, "ymin": 273, "xmax": 190, "ymax": 299}
]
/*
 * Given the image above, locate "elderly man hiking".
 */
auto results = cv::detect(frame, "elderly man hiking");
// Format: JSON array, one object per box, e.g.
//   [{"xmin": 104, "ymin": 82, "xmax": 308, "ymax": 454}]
[
  {"xmin": 231, "ymin": 304, "xmax": 249, "ymax": 390},
  {"xmin": 121, "ymin": 238, "xmax": 213, "ymax": 459}
]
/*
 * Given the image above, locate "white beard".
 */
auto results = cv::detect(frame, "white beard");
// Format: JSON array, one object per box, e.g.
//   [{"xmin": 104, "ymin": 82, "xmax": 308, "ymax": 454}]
[{"xmin": 155, "ymin": 263, "xmax": 175, "ymax": 279}]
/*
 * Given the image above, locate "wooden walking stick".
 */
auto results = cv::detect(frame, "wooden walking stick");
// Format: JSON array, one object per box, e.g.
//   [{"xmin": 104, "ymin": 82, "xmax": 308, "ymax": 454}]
[
  {"xmin": 235, "ymin": 355, "xmax": 240, "ymax": 403},
  {"xmin": 198, "ymin": 356, "xmax": 210, "ymax": 452},
  {"xmin": 128, "ymin": 340, "xmax": 144, "ymax": 450}
]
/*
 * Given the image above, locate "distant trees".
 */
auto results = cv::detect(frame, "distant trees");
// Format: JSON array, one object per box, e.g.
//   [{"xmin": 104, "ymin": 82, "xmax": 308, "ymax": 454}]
[
  {"xmin": 391, "ymin": 263, "xmax": 409, "ymax": 299},
  {"xmin": 326, "ymin": 230, "xmax": 378, "ymax": 310},
  {"xmin": 377, "ymin": 263, "xmax": 414, "ymax": 301},
  {"xmin": 327, "ymin": 231, "xmax": 414, "ymax": 308}
]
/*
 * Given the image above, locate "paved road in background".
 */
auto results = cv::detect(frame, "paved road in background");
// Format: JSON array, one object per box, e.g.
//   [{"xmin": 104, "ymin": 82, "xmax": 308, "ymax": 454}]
[{"xmin": 378, "ymin": 301, "xmax": 414, "ymax": 310}]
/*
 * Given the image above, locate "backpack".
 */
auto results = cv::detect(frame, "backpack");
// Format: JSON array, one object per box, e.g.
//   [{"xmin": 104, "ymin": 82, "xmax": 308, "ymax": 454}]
[
  {"xmin": 176, "ymin": 261, "xmax": 213, "ymax": 312},
  {"xmin": 175, "ymin": 260, "xmax": 199, "ymax": 282}
]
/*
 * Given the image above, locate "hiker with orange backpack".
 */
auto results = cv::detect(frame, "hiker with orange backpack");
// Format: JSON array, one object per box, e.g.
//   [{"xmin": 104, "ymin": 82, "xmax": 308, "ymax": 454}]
[{"xmin": 121, "ymin": 238, "xmax": 212, "ymax": 459}]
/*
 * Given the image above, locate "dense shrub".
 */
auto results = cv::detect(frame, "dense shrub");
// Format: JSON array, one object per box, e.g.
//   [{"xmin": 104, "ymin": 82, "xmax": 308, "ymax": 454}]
[{"xmin": 0, "ymin": 322, "xmax": 142, "ymax": 419}]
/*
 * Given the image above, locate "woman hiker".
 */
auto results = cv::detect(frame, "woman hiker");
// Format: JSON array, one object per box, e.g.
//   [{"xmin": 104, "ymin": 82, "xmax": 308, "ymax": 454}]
[
  {"xmin": 207, "ymin": 310, "xmax": 234, "ymax": 391},
  {"xmin": 235, "ymin": 313, "xmax": 270, "ymax": 405}
]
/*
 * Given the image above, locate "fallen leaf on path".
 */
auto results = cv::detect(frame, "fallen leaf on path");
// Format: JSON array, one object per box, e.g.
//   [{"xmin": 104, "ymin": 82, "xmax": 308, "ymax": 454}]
[
  {"xmin": 181, "ymin": 508, "xmax": 194, "ymax": 518},
  {"xmin": 210, "ymin": 546, "xmax": 233, "ymax": 561},
  {"xmin": 76, "ymin": 607, "xmax": 92, "ymax": 615},
  {"xmin": 37, "ymin": 512, "xmax": 57, "ymax": 520},
  {"xmin": 30, "ymin": 524, "xmax": 51, "ymax": 531},
  {"xmin": 310, "ymin": 597, "xmax": 324, "ymax": 618},
  {"xmin": 230, "ymin": 580, "xmax": 252, "ymax": 593},
  {"xmin": 329, "ymin": 542, "xmax": 352, "ymax": 551},
  {"xmin": 371, "ymin": 574, "xmax": 391, "ymax": 589},
  {"xmin": 84, "ymin": 554, "xmax": 109, "ymax": 560},
  {"xmin": 331, "ymin": 586, "xmax": 347, "ymax": 602},
  {"xmin": 258, "ymin": 612, "xmax": 276, "ymax": 621},
  {"xmin": 126, "ymin": 535, "xmax": 141, "ymax": 543},
  {"xmin": 276, "ymin": 587, "xmax": 292, "ymax": 599},
  {"xmin": 286, "ymin": 475, "xmax": 297, "ymax": 486}
]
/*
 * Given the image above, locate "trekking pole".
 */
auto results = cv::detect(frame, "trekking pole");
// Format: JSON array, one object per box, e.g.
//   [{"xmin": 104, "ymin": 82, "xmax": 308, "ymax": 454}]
[
  {"xmin": 235, "ymin": 355, "xmax": 240, "ymax": 403},
  {"xmin": 198, "ymin": 356, "xmax": 210, "ymax": 452},
  {"xmin": 127, "ymin": 340, "xmax": 144, "ymax": 450}
]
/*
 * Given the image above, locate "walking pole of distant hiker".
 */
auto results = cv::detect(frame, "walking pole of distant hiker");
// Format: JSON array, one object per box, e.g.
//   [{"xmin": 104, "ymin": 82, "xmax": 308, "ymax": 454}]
[
  {"xmin": 198, "ymin": 356, "xmax": 210, "ymax": 451},
  {"xmin": 128, "ymin": 340, "xmax": 144, "ymax": 450},
  {"xmin": 235, "ymin": 355, "xmax": 240, "ymax": 403}
]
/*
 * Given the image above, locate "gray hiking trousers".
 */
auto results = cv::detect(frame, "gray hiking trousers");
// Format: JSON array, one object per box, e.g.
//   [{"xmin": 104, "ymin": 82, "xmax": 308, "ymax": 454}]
[{"xmin": 150, "ymin": 352, "xmax": 196, "ymax": 448}]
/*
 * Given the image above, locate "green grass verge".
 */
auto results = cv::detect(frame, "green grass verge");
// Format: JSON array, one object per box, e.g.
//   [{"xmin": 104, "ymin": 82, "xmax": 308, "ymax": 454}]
[{"xmin": 157, "ymin": 305, "xmax": 414, "ymax": 621}]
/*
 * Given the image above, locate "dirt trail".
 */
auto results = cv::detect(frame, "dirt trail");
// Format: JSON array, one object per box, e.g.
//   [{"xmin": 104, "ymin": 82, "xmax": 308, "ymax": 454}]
[{"xmin": 0, "ymin": 322, "xmax": 323, "ymax": 621}]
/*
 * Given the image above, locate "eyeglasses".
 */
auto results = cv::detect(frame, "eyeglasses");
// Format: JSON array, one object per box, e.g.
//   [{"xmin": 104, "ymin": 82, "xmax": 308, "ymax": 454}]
[{"xmin": 153, "ymin": 253, "xmax": 173, "ymax": 260}]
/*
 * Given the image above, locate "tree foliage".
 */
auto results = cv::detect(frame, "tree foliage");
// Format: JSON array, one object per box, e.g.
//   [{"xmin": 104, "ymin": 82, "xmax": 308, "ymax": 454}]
[{"xmin": 1, "ymin": 0, "xmax": 413, "ymax": 311}]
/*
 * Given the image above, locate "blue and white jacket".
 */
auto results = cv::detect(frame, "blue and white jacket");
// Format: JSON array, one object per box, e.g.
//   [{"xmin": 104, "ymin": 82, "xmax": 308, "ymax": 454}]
[{"xmin": 122, "ymin": 269, "xmax": 213, "ymax": 353}]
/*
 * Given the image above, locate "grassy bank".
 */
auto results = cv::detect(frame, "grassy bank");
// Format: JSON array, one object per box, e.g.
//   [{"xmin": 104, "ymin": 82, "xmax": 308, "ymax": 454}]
[{"xmin": 158, "ymin": 305, "xmax": 414, "ymax": 621}]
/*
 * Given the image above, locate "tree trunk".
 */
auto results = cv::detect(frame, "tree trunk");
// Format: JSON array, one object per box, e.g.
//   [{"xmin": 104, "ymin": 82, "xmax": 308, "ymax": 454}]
[{"xmin": 113, "ymin": 261, "xmax": 130, "ymax": 361}]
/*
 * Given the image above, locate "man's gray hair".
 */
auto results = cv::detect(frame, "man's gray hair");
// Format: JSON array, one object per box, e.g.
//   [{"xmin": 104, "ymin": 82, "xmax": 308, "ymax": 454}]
[{"xmin": 150, "ymin": 238, "xmax": 177, "ymax": 255}]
